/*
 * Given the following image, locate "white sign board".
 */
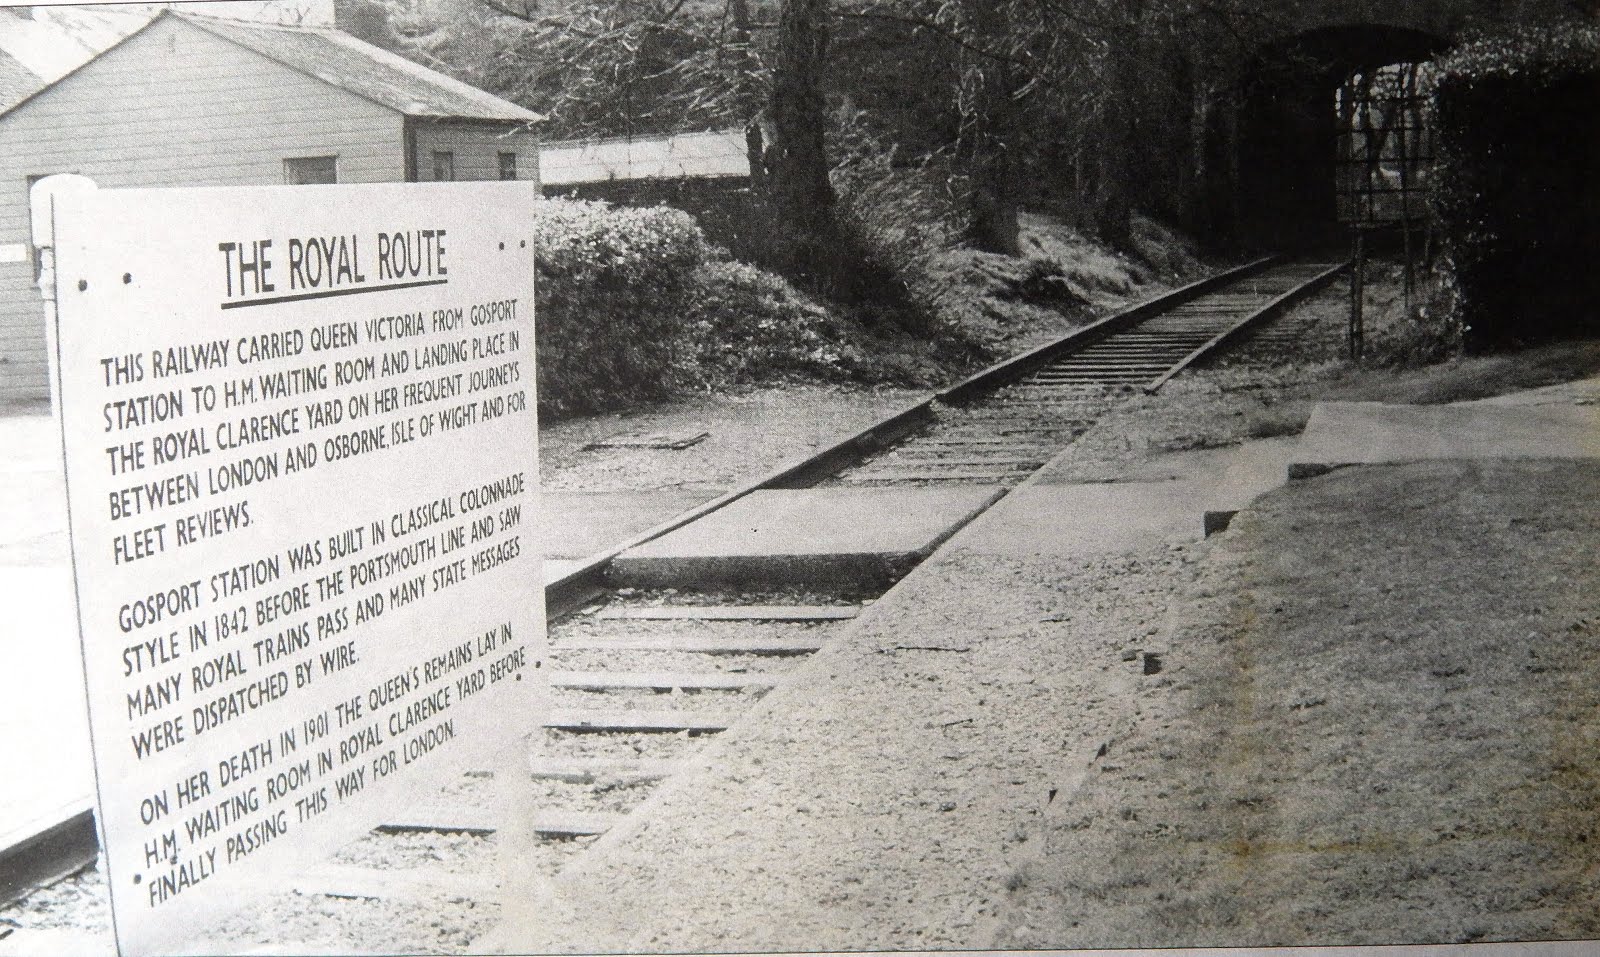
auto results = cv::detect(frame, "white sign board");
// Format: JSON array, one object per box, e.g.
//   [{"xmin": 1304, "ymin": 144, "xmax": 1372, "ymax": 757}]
[{"xmin": 46, "ymin": 181, "xmax": 543, "ymax": 955}]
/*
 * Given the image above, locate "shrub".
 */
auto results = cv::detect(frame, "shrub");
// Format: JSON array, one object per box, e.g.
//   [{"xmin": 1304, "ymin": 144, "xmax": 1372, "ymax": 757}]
[
  {"xmin": 1364, "ymin": 298, "xmax": 1464, "ymax": 368},
  {"xmin": 531, "ymin": 199, "xmax": 707, "ymax": 416},
  {"xmin": 828, "ymin": 120, "xmax": 1196, "ymax": 362},
  {"xmin": 676, "ymin": 259, "xmax": 862, "ymax": 386},
  {"xmin": 532, "ymin": 198, "xmax": 892, "ymax": 414},
  {"xmin": 1428, "ymin": 21, "xmax": 1600, "ymax": 351},
  {"xmin": 829, "ymin": 130, "xmax": 1093, "ymax": 360}
]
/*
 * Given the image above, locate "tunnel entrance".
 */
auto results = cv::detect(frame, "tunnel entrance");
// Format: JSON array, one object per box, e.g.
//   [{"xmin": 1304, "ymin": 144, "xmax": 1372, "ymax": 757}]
[{"xmin": 1235, "ymin": 26, "xmax": 1446, "ymax": 251}]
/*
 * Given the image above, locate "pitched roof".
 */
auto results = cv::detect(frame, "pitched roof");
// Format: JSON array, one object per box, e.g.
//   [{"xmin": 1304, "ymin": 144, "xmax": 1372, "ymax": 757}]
[
  {"xmin": 0, "ymin": 47, "xmax": 42, "ymax": 114},
  {"xmin": 0, "ymin": 6, "xmax": 148, "ymax": 85},
  {"xmin": 0, "ymin": 7, "xmax": 539, "ymax": 125},
  {"xmin": 176, "ymin": 12, "xmax": 538, "ymax": 123}
]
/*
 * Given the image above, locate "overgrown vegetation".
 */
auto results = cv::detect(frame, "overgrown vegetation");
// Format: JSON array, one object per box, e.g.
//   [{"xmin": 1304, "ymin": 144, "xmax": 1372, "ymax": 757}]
[
  {"xmin": 1428, "ymin": 20, "xmax": 1600, "ymax": 351},
  {"xmin": 386, "ymin": 0, "xmax": 1319, "ymax": 268},
  {"xmin": 531, "ymin": 195, "xmax": 1179, "ymax": 416},
  {"xmin": 373, "ymin": 0, "xmax": 1598, "ymax": 410}
]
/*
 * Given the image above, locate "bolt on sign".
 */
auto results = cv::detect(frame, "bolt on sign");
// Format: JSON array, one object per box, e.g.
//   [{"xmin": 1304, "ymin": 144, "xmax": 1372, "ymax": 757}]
[{"xmin": 43, "ymin": 181, "xmax": 544, "ymax": 956}]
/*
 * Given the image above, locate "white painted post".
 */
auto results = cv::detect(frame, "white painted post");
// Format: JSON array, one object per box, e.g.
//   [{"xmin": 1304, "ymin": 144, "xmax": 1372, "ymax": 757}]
[{"xmin": 29, "ymin": 174, "xmax": 98, "ymax": 414}]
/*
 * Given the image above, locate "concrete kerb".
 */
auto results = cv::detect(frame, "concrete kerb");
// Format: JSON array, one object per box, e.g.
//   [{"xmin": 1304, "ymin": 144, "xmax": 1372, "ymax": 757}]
[
  {"xmin": 1287, "ymin": 399, "xmax": 1600, "ymax": 480},
  {"xmin": 606, "ymin": 486, "xmax": 1006, "ymax": 590}
]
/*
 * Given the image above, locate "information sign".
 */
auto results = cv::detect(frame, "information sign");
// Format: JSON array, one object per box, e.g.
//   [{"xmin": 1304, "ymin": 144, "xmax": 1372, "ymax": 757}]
[{"xmin": 45, "ymin": 181, "xmax": 544, "ymax": 955}]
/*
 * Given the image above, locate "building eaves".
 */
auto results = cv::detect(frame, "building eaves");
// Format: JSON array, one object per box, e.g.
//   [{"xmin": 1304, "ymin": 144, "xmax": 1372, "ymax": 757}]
[{"xmin": 0, "ymin": 9, "xmax": 541, "ymax": 127}]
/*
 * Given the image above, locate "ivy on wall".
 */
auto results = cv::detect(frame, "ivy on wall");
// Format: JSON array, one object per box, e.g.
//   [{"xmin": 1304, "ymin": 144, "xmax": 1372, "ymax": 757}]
[{"xmin": 1428, "ymin": 21, "xmax": 1600, "ymax": 350}]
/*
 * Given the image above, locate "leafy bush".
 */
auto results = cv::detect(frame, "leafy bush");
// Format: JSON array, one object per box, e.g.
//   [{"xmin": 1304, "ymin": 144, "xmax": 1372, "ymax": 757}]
[
  {"xmin": 1428, "ymin": 21, "xmax": 1600, "ymax": 350},
  {"xmin": 533, "ymin": 198, "xmax": 891, "ymax": 415},
  {"xmin": 677, "ymin": 259, "xmax": 862, "ymax": 386},
  {"xmin": 830, "ymin": 129, "xmax": 1092, "ymax": 359},
  {"xmin": 829, "ymin": 120, "xmax": 1197, "ymax": 362},
  {"xmin": 531, "ymin": 199, "xmax": 707, "ymax": 416},
  {"xmin": 1364, "ymin": 296, "xmax": 1465, "ymax": 368}
]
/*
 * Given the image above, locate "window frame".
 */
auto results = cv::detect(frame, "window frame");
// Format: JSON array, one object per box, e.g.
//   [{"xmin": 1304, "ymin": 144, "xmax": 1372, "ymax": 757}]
[
  {"xmin": 432, "ymin": 151, "xmax": 455, "ymax": 182},
  {"xmin": 283, "ymin": 156, "xmax": 339, "ymax": 186}
]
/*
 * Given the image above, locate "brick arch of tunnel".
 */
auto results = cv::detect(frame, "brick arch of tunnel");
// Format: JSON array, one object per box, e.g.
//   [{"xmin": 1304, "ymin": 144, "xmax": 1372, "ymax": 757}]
[
  {"xmin": 1175, "ymin": 0, "xmax": 1583, "ymax": 251},
  {"xmin": 1228, "ymin": 24, "xmax": 1447, "ymax": 251}
]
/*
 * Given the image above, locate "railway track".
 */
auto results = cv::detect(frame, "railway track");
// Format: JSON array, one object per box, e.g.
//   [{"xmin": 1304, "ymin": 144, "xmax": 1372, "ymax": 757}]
[
  {"xmin": 1, "ymin": 256, "xmax": 1345, "ymax": 934},
  {"xmin": 512, "ymin": 255, "xmax": 1347, "ymax": 867}
]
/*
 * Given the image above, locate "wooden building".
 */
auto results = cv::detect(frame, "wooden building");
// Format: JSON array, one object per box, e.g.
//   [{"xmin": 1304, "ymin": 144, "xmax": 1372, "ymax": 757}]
[{"xmin": 0, "ymin": 9, "xmax": 540, "ymax": 403}]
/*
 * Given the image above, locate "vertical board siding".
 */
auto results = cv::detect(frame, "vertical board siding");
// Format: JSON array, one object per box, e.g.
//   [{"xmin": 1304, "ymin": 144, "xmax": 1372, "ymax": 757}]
[
  {"xmin": 413, "ymin": 122, "xmax": 541, "ymax": 187},
  {"xmin": 0, "ymin": 17, "xmax": 405, "ymax": 400}
]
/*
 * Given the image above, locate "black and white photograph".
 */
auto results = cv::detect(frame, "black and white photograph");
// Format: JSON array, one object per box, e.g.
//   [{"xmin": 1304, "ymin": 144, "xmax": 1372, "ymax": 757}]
[{"xmin": 0, "ymin": 0, "xmax": 1596, "ymax": 953}]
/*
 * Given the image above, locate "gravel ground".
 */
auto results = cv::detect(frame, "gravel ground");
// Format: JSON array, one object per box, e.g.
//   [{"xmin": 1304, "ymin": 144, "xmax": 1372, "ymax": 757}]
[
  {"xmin": 224, "ymin": 889, "xmax": 498, "ymax": 953},
  {"xmin": 540, "ymin": 385, "xmax": 923, "ymax": 493},
  {"xmin": 0, "ymin": 866, "xmax": 108, "ymax": 933},
  {"xmin": 335, "ymin": 831, "xmax": 495, "ymax": 873},
  {"xmin": 524, "ymin": 779, "xmax": 662, "ymax": 816},
  {"xmin": 509, "ymin": 539, "xmax": 1207, "ymax": 953}
]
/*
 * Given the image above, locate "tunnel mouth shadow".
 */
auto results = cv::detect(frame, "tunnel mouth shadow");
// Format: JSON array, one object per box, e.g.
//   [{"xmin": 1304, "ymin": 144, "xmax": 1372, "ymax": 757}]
[{"xmin": 1233, "ymin": 25, "xmax": 1446, "ymax": 253}]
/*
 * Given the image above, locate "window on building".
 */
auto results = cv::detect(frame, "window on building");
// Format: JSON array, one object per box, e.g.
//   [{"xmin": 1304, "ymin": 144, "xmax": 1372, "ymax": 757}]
[
  {"xmin": 284, "ymin": 156, "xmax": 338, "ymax": 185},
  {"xmin": 432, "ymin": 151, "xmax": 455, "ymax": 182},
  {"xmin": 498, "ymin": 152, "xmax": 517, "ymax": 181}
]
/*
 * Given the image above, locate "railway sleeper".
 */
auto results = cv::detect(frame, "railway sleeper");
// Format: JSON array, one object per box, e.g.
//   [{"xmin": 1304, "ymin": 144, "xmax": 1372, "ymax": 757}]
[
  {"xmin": 876, "ymin": 460, "xmax": 1049, "ymax": 470},
  {"xmin": 548, "ymin": 669, "xmax": 782, "ymax": 692},
  {"xmin": 544, "ymin": 708, "xmax": 733, "ymax": 734},
  {"xmin": 532, "ymin": 812, "xmax": 625, "ymax": 840},
  {"xmin": 526, "ymin": 757, "xmax": 680, "ymax": 784},
  {"xmin": 837, "ymin": 469, "xmax": 1030, "ymax": 484},
  {"xmin": 552, "ymin": 636, "xmax": 826, "ymax": 654},
  {"xmin": 595, "ymin": 604, "xmax": 859, "ymax": 622}
]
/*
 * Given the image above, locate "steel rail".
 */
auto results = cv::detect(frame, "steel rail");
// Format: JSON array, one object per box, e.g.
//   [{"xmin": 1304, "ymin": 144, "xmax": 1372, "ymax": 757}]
[
  {"xmin": 1141, "ymin": 260, "xmax": 1349, "ymax": 394},
  {"xmin": 1, "ymin": 256, "xmax": 1339, "ymax": 910},
  {"xmin": 545, "ymin": 255, "xmax": 1284, "ymax": 617}
]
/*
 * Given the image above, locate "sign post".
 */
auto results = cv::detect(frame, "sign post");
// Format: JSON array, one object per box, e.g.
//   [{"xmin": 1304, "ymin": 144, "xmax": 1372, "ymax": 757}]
[{"xmin": 44, "ymin": 180, "xmax": 545, "ymax": 955}]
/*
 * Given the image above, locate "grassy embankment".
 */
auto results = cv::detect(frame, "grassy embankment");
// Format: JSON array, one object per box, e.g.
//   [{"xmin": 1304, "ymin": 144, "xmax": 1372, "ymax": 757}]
[{"xmin": 997, "ymin": 454, "xmax": 1600, "ymax": 946}]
